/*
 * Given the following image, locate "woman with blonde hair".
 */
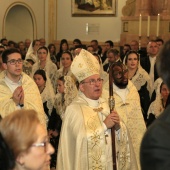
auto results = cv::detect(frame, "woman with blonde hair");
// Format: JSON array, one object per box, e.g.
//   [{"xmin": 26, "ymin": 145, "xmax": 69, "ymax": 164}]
[{"xmin": 0, "ymin": 109, "xmax": 54, "ymax": 170}]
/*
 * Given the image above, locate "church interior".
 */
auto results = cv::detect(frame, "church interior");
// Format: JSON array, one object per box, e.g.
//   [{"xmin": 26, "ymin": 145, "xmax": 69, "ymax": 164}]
[
  {"xmin": 1, "ymin": 1, "xmax": 170, "ymax": 170},
  {"xmin": 1, "ymin": 0, "xmax": 169, "ymax": 51}
]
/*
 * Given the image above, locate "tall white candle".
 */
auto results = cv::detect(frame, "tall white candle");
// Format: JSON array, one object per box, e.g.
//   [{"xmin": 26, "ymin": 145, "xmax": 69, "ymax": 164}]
[
  {"xmin": 139, "ymin": 14, "xmax": 142, "ymax": 36},
  {"xmin": 156, "ymin": 14, "xmax": 160, "ymax": 37},
  {"xmin": 147, "ymin": 16, "xmax": 150, "ymax": 37}
]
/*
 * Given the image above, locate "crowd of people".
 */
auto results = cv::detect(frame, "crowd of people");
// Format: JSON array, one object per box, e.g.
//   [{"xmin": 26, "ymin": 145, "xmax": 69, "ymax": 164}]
[{"xmin": 0, "ymin": 36, "xmax": 170, "ymax": 170}]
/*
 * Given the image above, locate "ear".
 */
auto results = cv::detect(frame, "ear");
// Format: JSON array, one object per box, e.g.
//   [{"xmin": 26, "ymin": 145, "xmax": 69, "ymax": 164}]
[
  {"xmin": 16, "ymin": 153, "xmax": 25, "ymax": 166},
  {"xmin": 2, "ymin": 63, "xmax": 7, "ymax": 70},
  {"xmin": 79, "ymin": 83, "xmax": 85, "ymax": 92}
]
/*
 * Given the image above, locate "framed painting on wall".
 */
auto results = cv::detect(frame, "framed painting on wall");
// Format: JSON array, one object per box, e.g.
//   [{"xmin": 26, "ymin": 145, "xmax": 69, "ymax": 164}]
[{"xmin": 72, "ymin": 0, "xmax": 116, "ymax": 16}]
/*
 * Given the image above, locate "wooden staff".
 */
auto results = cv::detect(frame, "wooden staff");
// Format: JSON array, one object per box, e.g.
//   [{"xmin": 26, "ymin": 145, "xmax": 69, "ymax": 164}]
[{"xmin": 109, "ymin": 63, "xmax": 117, "ymax": 170}]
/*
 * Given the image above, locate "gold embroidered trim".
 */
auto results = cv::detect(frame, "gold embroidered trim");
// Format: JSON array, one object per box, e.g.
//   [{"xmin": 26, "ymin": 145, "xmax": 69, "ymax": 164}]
[
  {"xmin": 93, "ymin": 107, "xmax": 103, "ymax": 112},
  {"xmin": 81, "ymin": 105, "xmax": 106, "ymax": 170}
]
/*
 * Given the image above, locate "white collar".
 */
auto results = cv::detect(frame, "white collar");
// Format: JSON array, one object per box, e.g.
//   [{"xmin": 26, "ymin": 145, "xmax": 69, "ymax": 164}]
[
  {"xmin": 4, "ymin": 74, "xmax": 22, "ymax": 85},
  {"xmin": 80, "ymin": 92, "xmax": 100, "ymax": 107}
]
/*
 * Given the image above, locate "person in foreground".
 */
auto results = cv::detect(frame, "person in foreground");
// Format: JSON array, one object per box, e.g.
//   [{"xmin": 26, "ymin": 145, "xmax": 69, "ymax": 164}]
[
  {"xmin": 57, "ymin": 49, "xmax": 137, "ymax": 170},
  {"xmin": 0, "ymin": 109, "xmax": 54, "ymax": 170},
  {"xmin": 140, "ymin": 40, "xmax": 170, "ymax": 170},
  {"xmin": 0, "ymin": 48, "xmax": 46, "ymax": 127},
  {"xmin": 103, "ymin": 62, "xmax": 146, "ymax": 170}
]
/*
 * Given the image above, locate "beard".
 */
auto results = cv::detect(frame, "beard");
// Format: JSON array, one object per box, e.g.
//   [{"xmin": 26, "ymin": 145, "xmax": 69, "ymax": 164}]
[{"xmin": 114, "ymin": 79, "xmax": 128, "ymax": 89}]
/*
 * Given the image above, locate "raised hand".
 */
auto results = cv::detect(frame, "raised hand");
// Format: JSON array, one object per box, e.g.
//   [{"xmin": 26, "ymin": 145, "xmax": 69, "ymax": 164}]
[
  {"xmin": 103, "ymin": 111, "xmax": 120, "ymax": 129},
  {"xmin": 12, "ymin": 86, "xmax": 24, "ymax": 106}
]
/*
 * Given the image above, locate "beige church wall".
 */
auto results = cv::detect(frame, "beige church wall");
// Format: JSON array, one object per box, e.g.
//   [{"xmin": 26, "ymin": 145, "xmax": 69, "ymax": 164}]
[
  {"xmin": 5, "ymin": 5, "xmax": 33, "ymax": 42},
  {"xmin": 0, "ymin": 0, "xmax": 47, "ymax": 42},
  {"xmin": 57, "ymin": 0, "xmax": 126, "ymax": 45}
]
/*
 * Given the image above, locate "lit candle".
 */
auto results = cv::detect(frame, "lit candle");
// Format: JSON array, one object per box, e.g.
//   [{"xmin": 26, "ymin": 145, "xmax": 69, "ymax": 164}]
[
  {"xmin": 147, "ymin": 16, "xmax": 150, "ymax": 37},
  {"xmin": 139, "ymin": 14, "xmax": 142, "ymax": 36},
  {"xmin": 156, "ymin": 14, "xmax": 160, "ymax": 37}
]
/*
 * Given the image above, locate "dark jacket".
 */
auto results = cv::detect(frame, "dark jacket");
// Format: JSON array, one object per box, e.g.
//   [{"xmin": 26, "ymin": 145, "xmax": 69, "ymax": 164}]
[
  {"xmin": 103, "ymin": 59, "xmax": 122, "ymax": 73},
  {"xmin": 140, "ymin": 56, "xmax": 159, "ymax": 81},
  {"xmin": 140, "ymin": 105, "xmax": 170, "ymax": 170}
]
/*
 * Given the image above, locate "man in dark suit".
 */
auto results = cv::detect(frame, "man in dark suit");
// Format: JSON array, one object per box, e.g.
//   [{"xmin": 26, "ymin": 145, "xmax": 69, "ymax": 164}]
[
  {"xmin": 101, "ymin": 40, "xmax": 114, "ymax": 64},
  {"xmin": 120, "ymin": 43, "xmax": 131, "ymax": 61},
  {"xmin": 130, "ymin": 40, "xmax": 147, "ymax": 59},
  {"xmin": 103, "ymin": 48, "xmax": 121, "ymax": 73},
  {"xmin": 90, "ymin": 40, "xmax": 102, "ymax": 56},
  {"xmin": 140, "ymin": 40, "xmax": 159, "ymax": 87},
  {"xmin": 140, "ymin": 40, "xmax": 170, "ymax": 170}
]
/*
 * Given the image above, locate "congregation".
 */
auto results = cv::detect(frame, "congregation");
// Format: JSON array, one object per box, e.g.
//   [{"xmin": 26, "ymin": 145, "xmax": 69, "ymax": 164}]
[{"xmin": 0, "ymin": 36, "xmax": 169, "ymax": 170}]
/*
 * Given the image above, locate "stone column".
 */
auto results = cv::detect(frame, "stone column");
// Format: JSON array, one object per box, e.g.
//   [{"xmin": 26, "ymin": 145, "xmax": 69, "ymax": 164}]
[{"xmin": 48, "ymin": 0, "xmax": 57, "ymax": 43}]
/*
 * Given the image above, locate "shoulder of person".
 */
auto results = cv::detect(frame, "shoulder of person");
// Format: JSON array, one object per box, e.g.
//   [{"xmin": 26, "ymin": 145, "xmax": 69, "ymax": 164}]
[
  {"xmin": 138, "ymin": 67, "xmax": 150, "ymax": 78},
  {"xmin": 157, "ymin": 105, "xmax": 170, "ymax": 123},
  {"xmin": 22, "ymin": 72, "xmax": 39, "ymax": 89},
  {"xmin": 64, "ymin": 100, "xmax": 84, "ymax": 122},
  {"xmin": 127, "ymin": 80, "xmax": 141, "ymax": 95},
  {"xmin": 0, "ymin": 70, "xmax": 5, "ymax": 80}
]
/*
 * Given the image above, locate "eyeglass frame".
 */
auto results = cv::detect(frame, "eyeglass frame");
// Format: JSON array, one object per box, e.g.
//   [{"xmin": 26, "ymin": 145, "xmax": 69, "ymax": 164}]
[
  {"xmin": 7, "ymin": 59, "xmax": 23, "ymax": 65},
  {"xmin": 81, "ymin": 78, "xmax": 103, "ymax": 85},
  {"xmin": 32, "ymin": 138, "xmax": 50, "ymax": 152}
]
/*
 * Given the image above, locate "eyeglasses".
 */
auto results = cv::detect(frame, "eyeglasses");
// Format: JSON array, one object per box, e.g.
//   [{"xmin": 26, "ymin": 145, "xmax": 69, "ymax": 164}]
[
  {"xmin": 32, "ymin": 138, "xmax": 50, "ymax": 152},
  {"xmin": 7, "ymin": 59, "xmax": 23, "ymax": 65},
  {"xmin": 81, "ymin": 78, "xmax": 103, "ymax": 85}
]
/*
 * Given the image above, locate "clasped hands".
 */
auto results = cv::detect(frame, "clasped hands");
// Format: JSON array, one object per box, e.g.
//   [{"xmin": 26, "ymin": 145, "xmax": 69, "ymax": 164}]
[
  {"xmin": 103, "ymin": 110, "xmax": 120, "ymax": 129},
  {"xmin": 12, "ymin": 86, "xmax": 24, "ymax": 106}
]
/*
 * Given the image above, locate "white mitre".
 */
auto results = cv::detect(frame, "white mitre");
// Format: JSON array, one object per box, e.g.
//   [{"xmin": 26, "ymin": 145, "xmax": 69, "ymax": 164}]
[{"xmin": 71, "ymin": 49, "xmax": 100, "ymax": 82}]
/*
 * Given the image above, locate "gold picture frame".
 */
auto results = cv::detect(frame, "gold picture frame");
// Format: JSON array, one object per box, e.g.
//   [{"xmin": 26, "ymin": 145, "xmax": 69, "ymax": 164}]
[{"xmin": 72, "ymin": 0, "xmax": 116, "ymax": 16}]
